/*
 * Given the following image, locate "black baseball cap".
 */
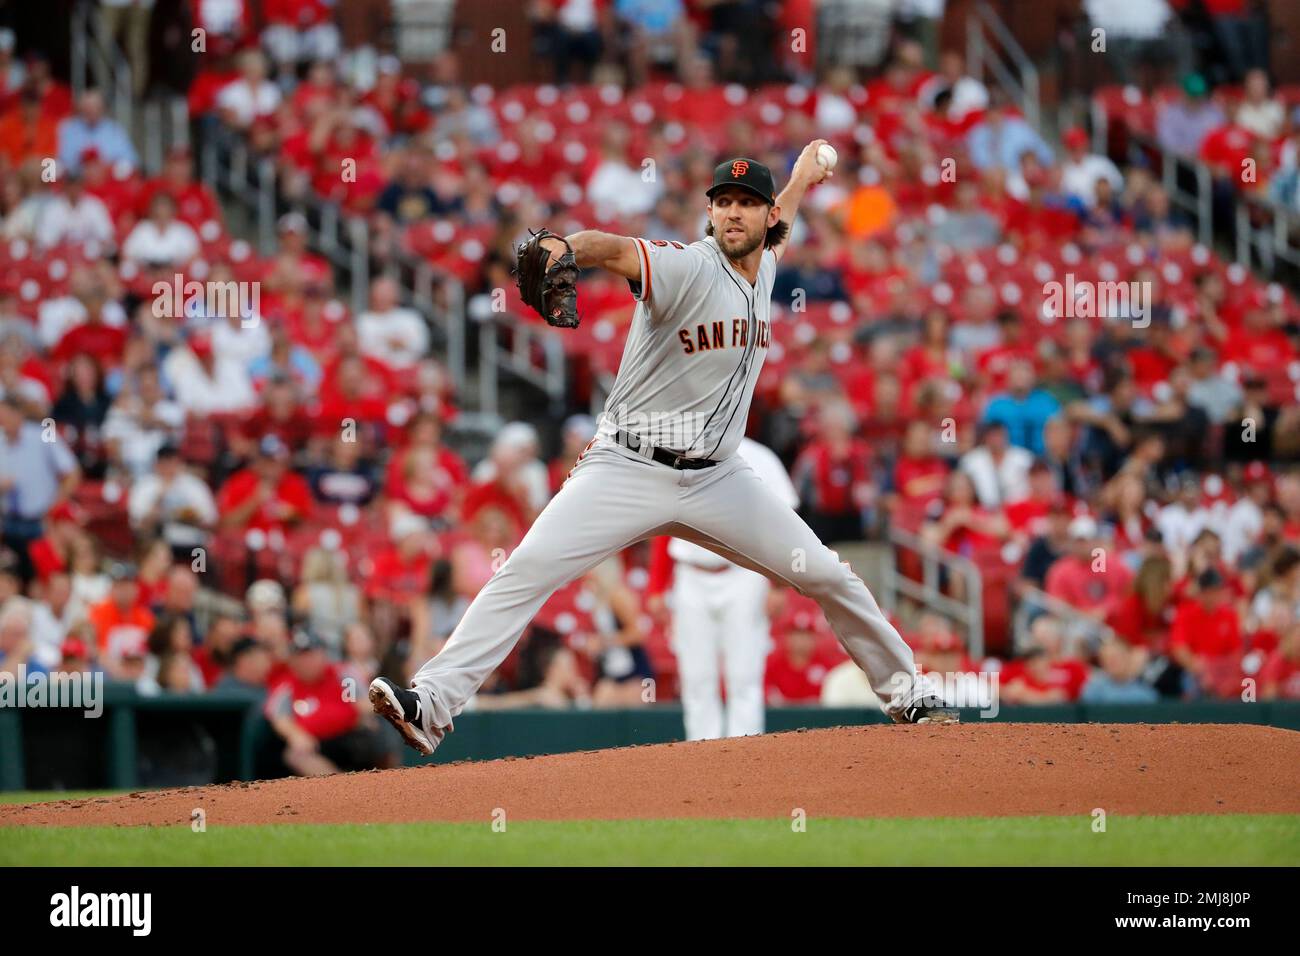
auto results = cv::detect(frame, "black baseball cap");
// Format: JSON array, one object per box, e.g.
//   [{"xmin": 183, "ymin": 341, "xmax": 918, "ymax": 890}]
[
  {"xmin": 706, "ymin": 157, "xmax": 776, "ymax": 204},
  {"xmin": 289, "ymin": 628, "xmax": 325, "ymax": 654}
]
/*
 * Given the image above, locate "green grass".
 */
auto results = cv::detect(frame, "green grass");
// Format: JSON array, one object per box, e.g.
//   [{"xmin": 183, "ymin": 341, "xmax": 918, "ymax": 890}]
[
  {"xmin": 2, "ymin": 814, "xmax": 1297, "ymax": 866},
  {"xmin": 0, "ymin": 791, "xmax": 121, "ymax": 805}
]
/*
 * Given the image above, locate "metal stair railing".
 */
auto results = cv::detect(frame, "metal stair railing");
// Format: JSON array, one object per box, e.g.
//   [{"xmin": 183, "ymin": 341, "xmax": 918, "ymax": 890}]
[
  {"xmin": 883, "ymin": 525, "xmax": 985, "ymax": 659},
  {"xmin": 967, "ymin": 0, "xmax": 1040, "ymax": 131},
  {"xmin": 1011, "ymin": 583, "xmax": 1118, "ymax": 654},
  {"xmin": 1234, "ymin": 192, "xmax": 1300, "ymax": 277},
  {"xmin": 195, "ymin": 122, "xmax": 571, "ymax": 417},
  {"xmin": 70, "ymin": 0, "xmax": 134, "ymax": 135}
]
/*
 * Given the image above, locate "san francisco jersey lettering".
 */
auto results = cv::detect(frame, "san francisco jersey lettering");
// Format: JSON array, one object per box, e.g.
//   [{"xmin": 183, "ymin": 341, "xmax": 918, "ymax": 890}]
[{"xmin": 597, "ymin": 235, "xmax": 778, "ymax": 460}]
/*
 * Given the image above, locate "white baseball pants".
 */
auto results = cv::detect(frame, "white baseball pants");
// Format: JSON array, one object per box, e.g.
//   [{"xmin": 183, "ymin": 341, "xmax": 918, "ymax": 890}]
[
  {"xmin": 409, "ymin": 435, "xmax": 925, "ymax": 747},
  {"xmin": 671, "ymin": 562, "xmax": 770, "ymax": 740}
]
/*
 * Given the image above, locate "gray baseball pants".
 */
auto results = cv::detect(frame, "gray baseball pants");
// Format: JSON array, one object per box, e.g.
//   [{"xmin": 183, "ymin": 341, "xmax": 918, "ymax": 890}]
[{"xmin": 409, "ymin": 435, "xmax": 927, "ymax": 748}]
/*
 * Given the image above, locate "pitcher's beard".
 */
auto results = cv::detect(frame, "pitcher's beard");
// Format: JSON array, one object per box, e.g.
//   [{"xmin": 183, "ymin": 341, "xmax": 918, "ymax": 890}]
[{"xmin": 719, "ymin": 228, "xmax": 764, "ymax": 260}]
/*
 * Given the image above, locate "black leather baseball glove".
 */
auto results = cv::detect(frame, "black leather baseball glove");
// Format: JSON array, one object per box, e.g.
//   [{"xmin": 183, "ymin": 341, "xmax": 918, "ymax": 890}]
[{"xmin": 515, "ymin": 228, "xmax": 580, "ymax": 329}]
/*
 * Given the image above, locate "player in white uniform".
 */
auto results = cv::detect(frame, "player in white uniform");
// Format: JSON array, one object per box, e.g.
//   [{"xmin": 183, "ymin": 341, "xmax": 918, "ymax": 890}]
[
  {"xmin": 371, "ymin": 142, "xmax": 956, "ymax": 755},
  {"xmin": 669, "ymin": 436, "xmax": 797, "ymax": 740}
]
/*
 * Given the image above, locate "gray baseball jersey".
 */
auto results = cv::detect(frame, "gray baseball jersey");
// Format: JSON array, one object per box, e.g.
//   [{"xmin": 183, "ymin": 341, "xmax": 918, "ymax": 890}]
[{"xmin": 597, "ymin": 236, "xmax": 777, "ymax": 461}]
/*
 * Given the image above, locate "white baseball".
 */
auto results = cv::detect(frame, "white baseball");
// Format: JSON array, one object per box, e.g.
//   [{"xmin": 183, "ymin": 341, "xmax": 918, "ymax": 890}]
[{"xmin": 816, "ymin": 143, "xmax": 838, "ymax": 171}]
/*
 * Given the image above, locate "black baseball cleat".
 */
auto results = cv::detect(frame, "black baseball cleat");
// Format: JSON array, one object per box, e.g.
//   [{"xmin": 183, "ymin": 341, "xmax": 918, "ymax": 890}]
[
  {"xmin": 369, "ymin": 677, "xmax": 442, "ymax": 756},
  {"xmin": 892, "ymin": 699, "xmax": 961, "ymax": 725}
]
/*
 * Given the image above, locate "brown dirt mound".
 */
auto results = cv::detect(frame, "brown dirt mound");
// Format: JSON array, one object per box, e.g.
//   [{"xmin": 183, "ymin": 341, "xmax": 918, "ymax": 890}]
[{"xmin": 4, "ymin": 723, "xmax": 1299, "ymax": 827}]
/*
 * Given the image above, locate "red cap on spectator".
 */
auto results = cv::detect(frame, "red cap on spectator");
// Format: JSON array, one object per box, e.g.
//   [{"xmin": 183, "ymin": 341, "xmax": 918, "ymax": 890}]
[
  {"xmin": 1244, "ymin": 461, "xmax": 1272, "ymax": 485},
  {"xmin": 80, "ymin": 146, "xmax": 101, "ymax": 163},
  {"xmin": 921, "ymin": 629, "xmax": 963, "ymax": 652},
  {"xmin": 1063, "ymin": 127, "xmax": 1088, "ymax": 150},
  {"xmin": 61, "ymin": 637, "xmax": 88, "ymax": 660},
  {"xmin": 777, "ymin": 609, "xmax": 826, "ymax": 636}
]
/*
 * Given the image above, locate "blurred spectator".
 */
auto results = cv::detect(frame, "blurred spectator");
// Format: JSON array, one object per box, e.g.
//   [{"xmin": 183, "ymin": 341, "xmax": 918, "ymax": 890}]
[
  {"xmin": 891, "ymin": 419, "xmax": 947, "ymax": 509},
  {"xmin": 217, "ymin": 49, "xmax": 281, "ymax": 130},
  {"xmin": 530, "ymin": 0, "xmax": 606, "ymax": 85},
  {"xmin": 339, "ymin": 621, "xmax": 380, "ymax": 689},
  {"xmin": 967, "ymin": 101, "xmax": 1053, "ymax": 175},
  {"xmin": 57, "ymin": 89, "xmax": 137, "ymax": 174},
  {"xmin": 0, "ymin": 396, "xmax": 81, "ymax": 571},
  {"xmin": 102, "ymin": 366, "xmax": 185, "ymax": 478},
  {"xmin": 127, "ymin": 443, "xmax": 218, "ymax": 556},
  {"xmin": 919, "ymin": 50, "xmax": 988, "ymax": 123},
  {"xmin": 959, "ymin": 421, "xmax": 1034, "ymax": 509},
  {"xmin": 213, "ymin": 635, "xmax": 273, "ymax": 694},
  {"xmin": 101, "ymin": 0, "xmax": 155, "ymax": 97},
  {"xmin": 34, "ymin": 168, "xmax": 114, "ymax": 249},
  {"xmin": 581, "ymin": 557, "xmax": 653, "ymax": 706},
  {"xmin": 1000, "ymin": 614, "xmax": 1090, "ymax": 703},
  {"xmin": 292, "ymin": 547, "xmax": 363, "ymax": 653},
  {"xmin": 923, "ymin": 470, "xmax": 1010, "ymax": 566},
  {"xmin": 367, "ymin": 510, "xmax": 436, "ymax": 607},
  {"xmin": 1259, "ymin": 623, "xmax": 1300, "ymax": 700},
  {"xmin": 1247, "ymin": 547, "xmax": 1300, "ymax": 637},
  {"xmin": 1169, "ymin": 567, "xmax": 1243, "ymax": 697},
  {"xmin": 264, "ymin": 628, "xmax": 388, "ymax": 776},
  {"xmin": 1107, "ymin": 552, "xmax": 1174, "ymax": 651},
  {"xmin": 355, "ymin": 276, "xmax": 429, "ymax": 370},
  {"xmin": 1018, "ymin": 502, "xmax": 1071, "ymax": 592},
  {"xmin": 471, "ymin": 422, "xmax": 550, "ymax": 517},
  {"xmin": 587, "ymin": 122, "xmax": 660, "ymax": 217},
  {"xmin": 0, "ymin": 86, "xmax": 57, "ymax": 169},
  {"xmin": 1083, "ymin": 0, "xmax": 1174, "ymax": 87},
  {"xmin": 122, "ymin": 192, "xmax": 200, "ymax": 267},
  {"xmin": 764, "ymin": 614, "xmax": 835, "ymax": 704},
  {"xmin": 140, "ymin": 613, "xmax": 205, "ymax": 693},
  {"xmin": 163, "ymin": 333, "xmax": 256, "ymax": 414},
  {"xmin": 136, "ymin": 145, "xmax": 221, "ymax": 229},
  {"xmin": 1202, "ymin": 0, "xmax": 1268, "ymax": 84},
  {"xmin": 375, "ymin": 146, "xmax": 447, "ymax": 226},
  {"xmin": 0, "ymin": 598, "xmax": 47, "ymax": 675},
  {"xmin": 88, "ymin": 561, "xmax": 155, "ymax": 675},
  {"xmin": 262, "ymin": 0, "xmax": 341, "ymax": 69},
  {"xmin": 40, "ymin": 263, "xmax": 127, "ymax": 356},
  {"xmin": 308, "ymin": 436, "xmax": 379, "ymax": 508},
  {"xmin": 194, "ymin": 611, "xmax": 245, "ymax": 687},
  {"xmin": 216, "ymin": 434, "xmax": 312, "ymax": 533},
  {"xmin": 931, "ymin": 181, "xmax": 1000, "ymax": 250},
  {"xmin": 27, "ymin": 501, "xmax": 81, "ymax": 584},
  {"xmin": 1081, "ymin": 637, "xmax": 1158, "ymax": 703},
  {"xmin": 451, "ymin": 501, "xmax": 516, "ymax": 601},
  {"xmin": 1234, "ymin": 68, "xmax": 1283, "ymax": 140},
  {"xmin": 1155, "ymin": 74, "xmax": 1225, "ymax": 157},
  {"xmin": 792, "ymin": 400, "xmax": 875, "ymax": 543},
  {"xmin": 51, "ymin": 355, "xmax": 112, "ymax": 478},
  {"xmin": 1059, "ymin": 127, "xmax": 1123, "ymax": 209},
  {"xmin": 1045, "ymin": 515, "xmax": 1133, "ymax": 620},
  {"xmin": 615, "ymin": 0, "xmax": 696, "ymax": 86}
]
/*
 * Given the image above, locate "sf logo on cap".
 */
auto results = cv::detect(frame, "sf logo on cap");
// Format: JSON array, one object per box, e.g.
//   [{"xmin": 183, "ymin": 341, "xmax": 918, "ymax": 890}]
[{"xmin": 731, "ymin": 160, "xmax": 749, "ymax": 177}]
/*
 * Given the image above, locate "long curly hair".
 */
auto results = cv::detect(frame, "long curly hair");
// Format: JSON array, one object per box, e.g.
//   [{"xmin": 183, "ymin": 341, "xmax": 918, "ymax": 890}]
[{"xmin": 705, "ymin": 217, "xmax": 789, "ymax": 249}]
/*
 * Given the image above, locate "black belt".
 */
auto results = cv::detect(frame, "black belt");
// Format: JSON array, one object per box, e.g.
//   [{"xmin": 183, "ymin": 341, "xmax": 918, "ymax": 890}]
[{"xmin": 614, "ymin": 430, "xmax": 719, "ymax": 470}]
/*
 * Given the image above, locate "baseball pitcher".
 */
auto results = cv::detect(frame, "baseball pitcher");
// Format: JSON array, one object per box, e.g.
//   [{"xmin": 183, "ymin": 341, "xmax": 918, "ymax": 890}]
[{"xmin": 371, "ymin": 142, "xmax": 957, "ymax": 755}]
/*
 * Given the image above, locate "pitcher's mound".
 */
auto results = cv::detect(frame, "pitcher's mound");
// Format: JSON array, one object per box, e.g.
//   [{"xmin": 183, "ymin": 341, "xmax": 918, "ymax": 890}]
[{"xmin": 4, "ymin": 723, "xmax": 1299, "ymax": 827}]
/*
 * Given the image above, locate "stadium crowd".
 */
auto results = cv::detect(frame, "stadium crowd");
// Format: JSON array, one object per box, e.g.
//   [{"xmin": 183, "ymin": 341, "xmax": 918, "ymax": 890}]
[{"xmin": 1, "ymin": 1, "xmax": 1300, "ymax": 778}]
